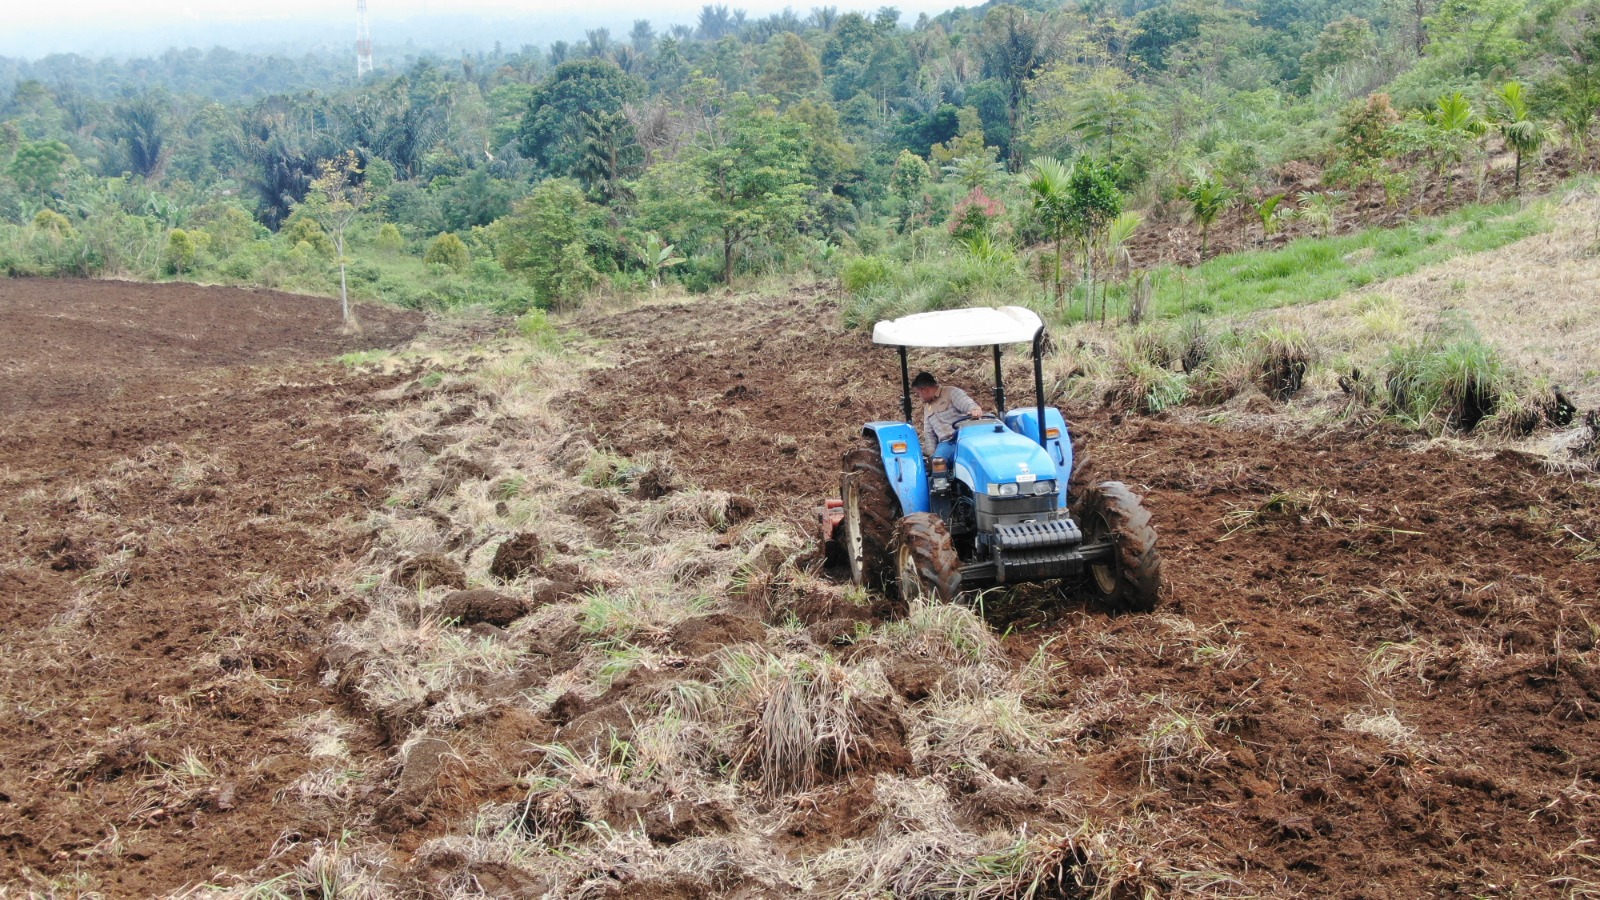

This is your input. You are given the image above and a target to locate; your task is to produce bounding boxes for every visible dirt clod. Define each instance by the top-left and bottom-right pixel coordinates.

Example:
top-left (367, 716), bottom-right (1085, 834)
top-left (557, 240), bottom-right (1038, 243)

top-left (668, 613), bottom-right (766, 657)
top-left (489, 532), bottom-right (543, 581)
top-left (439, 589), bottom-right (530, 627)
top-left (377, 736), bottom-right (452, 830)
top-left (393, 553), bottom-right (468, 591)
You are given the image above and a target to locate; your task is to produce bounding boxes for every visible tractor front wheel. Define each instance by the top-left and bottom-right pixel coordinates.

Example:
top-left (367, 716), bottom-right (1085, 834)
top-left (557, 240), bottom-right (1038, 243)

top-left (1076, 481), bottom-right (1162, 613)
top-left (890, 513), bottom-right (963, 603)
top-left (841, 445), bottom-right (898, 591)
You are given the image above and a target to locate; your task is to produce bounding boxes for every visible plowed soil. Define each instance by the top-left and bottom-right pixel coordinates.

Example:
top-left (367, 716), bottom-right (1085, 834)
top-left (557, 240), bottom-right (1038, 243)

top-left (0, 278), bottom-right (423, 415)
top-left (571, 288), bottom-right (1600, 897)
top-left (0, 280), bottom-right (422, 894)
top-left (5, 274), bottom-right (1597, 897)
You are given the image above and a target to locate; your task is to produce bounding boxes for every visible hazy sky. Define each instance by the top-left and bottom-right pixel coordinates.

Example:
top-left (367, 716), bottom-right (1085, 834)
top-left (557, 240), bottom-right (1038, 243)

top-left (3, 0), bottom-right (964, 58)
top-left (5, 0), bottom-right (958, 29)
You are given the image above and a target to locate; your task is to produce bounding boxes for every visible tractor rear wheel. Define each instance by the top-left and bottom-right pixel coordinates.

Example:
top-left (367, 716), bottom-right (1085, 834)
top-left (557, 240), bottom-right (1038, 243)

top-left (841, 445), bottom-right (899, 591)
top-left (1076, 481), bottom-right (1162, 613)
top-left (890, 513), bottom-right (962, 603)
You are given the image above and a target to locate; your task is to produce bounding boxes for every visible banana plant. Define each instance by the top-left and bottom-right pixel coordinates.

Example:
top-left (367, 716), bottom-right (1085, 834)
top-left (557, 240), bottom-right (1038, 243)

top-left (635, 232), bottom-right (686, 292)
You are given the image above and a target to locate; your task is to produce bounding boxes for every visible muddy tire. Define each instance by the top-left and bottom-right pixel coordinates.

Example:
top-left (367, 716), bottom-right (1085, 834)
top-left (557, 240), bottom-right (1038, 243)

top-left (1075, 481), bottom-right (1162, 613)
top-left (841, 445), bottom-right (899, 590)
top-left (890, 513), bottom-right (962, 603)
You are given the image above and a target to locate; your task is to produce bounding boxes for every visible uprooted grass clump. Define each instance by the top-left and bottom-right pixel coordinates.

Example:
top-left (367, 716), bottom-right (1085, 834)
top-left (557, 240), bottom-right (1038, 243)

top-left (1375, 327), bottom-right (1574, 436)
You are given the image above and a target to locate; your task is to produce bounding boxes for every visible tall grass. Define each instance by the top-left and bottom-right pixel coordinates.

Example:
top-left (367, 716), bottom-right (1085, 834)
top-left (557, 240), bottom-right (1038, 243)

top-left (1383, 334), bottom-right (1511, 432)
top-left (1148, 198), bottom-right (1547, 318)
top-left (841, 251), bottom-right (1043, 329)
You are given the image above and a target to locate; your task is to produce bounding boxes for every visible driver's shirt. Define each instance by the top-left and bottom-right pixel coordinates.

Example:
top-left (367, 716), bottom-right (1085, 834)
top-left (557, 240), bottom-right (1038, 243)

top-left (921, 385), bottom-right (980, 455)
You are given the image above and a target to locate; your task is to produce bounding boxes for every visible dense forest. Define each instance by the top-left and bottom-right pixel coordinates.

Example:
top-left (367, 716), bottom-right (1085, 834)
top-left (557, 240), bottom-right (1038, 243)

top-left (1, 0), bottom-right (1597, 317)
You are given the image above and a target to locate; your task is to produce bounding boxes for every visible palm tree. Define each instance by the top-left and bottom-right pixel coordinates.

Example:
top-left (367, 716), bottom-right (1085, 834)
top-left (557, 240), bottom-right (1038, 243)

top-left (1182, 169), bottom-right (1239, 258)
top-left (1255, 193), bottom-right (1286, 244)
top-left (1100, 211), bottom-right (1142, 324)
top-left (1028, 158), bottom-right (1073, 309)
top-left (1492, 82), bottom-right (1549, 194)
top-left (1293, 191), bottom-right (1345, 239)
top-left (1423, 92), bottom-right (1486, 198)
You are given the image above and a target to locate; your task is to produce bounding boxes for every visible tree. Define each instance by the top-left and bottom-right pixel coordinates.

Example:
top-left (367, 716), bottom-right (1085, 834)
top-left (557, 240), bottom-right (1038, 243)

top-left (165, 228), bottom-right (198, 275)
top-left (1098, 211), bottom-right (1141, 324)
top-left (1028, 157), bottom-right (1073, 307)
top-left (296, 151), bottom-right (370, 324)
top-left (630, 19), bottom-right (656, 54)
top-left (571, 110), bottom-right (644, 207)
top-left (516, 59), bottom-right (644, 177)
top-left (1298, 17), bottom-right (1378, 90)
top-left (7, 139), bottom-right (73, 196)
top-left (1492, 81), bottom-right (1549, 193)
top-left (1293, 191), bottom-right (1345, 238)
top-left (974, 5), bottom-right (1062, 166)
top-left (110, 92), bottom-right (171, 179)
top-left (1415, 92), bottom-right (1486, 196)
top-left (1336, 93), bottom-right (1401, 167)
top-left (758, 33), bottom-right (823, 104)
top-left (1254, 193), bottom-right (1287, 243)
top-left (888, 149), bottom-right (930, 232)
top-left (1061, 156), bottom-right (1122, 318)
top-left (1066, 69), bottom-right (1154, 174)
top-left (1181, 169), bottom-right (1239, 257)
top-left (1422, 0), bottom-right (1527, 81)
top-left (488, 178), bottom-right (619, 307)
top-left (637, 95), bottom-right (813, 283)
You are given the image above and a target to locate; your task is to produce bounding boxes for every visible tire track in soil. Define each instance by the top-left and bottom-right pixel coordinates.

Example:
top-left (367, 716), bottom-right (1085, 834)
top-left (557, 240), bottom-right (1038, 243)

top-left (569, 286), bottom-right (1600, 897)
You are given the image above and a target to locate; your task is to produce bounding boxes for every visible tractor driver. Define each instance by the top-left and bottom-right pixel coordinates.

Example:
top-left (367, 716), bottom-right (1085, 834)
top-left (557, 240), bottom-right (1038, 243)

top-left (912, 371), bottom-right (983, 462)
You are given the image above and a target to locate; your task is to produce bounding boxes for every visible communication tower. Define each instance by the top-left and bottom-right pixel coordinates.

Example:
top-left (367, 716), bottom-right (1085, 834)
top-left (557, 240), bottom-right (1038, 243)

top-left (356, 0), bottom-right (374, 77)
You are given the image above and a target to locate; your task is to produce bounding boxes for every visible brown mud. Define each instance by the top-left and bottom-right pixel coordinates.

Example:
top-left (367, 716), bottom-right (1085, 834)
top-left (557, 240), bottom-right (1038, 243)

top-left (571, 287), bottom-right (1600, 897)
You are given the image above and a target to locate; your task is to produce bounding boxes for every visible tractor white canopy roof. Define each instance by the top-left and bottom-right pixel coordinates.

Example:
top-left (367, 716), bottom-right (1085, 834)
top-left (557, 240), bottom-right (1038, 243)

top-left (871, 306), bottom-right (1044, 348)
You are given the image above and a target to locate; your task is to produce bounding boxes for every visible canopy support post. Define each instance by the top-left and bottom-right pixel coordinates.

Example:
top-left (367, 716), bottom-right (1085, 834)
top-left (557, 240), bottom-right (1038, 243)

top-left (992, 344), bottom-right (1006, 414)
top-left (899, 345), bottom-right (912, 423)
top-left (1033, 327), bottom-right (1047, 449)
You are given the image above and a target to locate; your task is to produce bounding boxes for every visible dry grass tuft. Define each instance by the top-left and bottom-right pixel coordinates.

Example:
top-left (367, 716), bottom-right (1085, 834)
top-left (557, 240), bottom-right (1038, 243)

top-left (717, 649), bottom-right (871, 794)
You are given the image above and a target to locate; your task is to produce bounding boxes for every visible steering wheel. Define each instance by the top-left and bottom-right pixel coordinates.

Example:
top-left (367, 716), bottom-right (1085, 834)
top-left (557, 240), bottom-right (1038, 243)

top-left (951, 412), bottom-right (997, 428)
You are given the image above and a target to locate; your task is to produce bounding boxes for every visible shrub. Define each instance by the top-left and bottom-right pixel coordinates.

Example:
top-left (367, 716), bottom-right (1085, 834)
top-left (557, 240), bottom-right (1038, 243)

top-left (33, 209), bottom-right (73, 236)
top-left (468, 257), bottom-right (508, 282)
top-left (423, 232), bottom-right (471, 271)
top-left (516, 309), bottom-right (561, 350)
top-left (948, 187), bottom-right (1006, 245)
top-left (165, 228), bottom-right (198, 275)
top-left (281, 217), bottom-right (335, 256)
top-left (374, 222), bottom-right (405, 254)
top-left (841, 255), bottom-right (890, 294)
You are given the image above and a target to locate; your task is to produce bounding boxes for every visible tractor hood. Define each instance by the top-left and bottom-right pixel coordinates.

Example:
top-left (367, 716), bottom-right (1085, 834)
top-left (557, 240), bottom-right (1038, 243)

top-left (952, 423), bottom-right (1060, 493)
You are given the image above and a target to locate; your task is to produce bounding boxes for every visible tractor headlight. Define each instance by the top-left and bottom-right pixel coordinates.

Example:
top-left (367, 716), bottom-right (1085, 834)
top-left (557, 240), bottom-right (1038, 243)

top-left (1033, 479), bottom-right (1056, 495)
top-left (997, 483), bottom-right (1019, 497)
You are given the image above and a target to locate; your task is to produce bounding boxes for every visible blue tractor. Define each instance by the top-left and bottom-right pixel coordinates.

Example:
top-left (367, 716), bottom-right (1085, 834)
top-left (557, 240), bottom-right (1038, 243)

top-left (820, 306), bottom-right (1162, 611)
